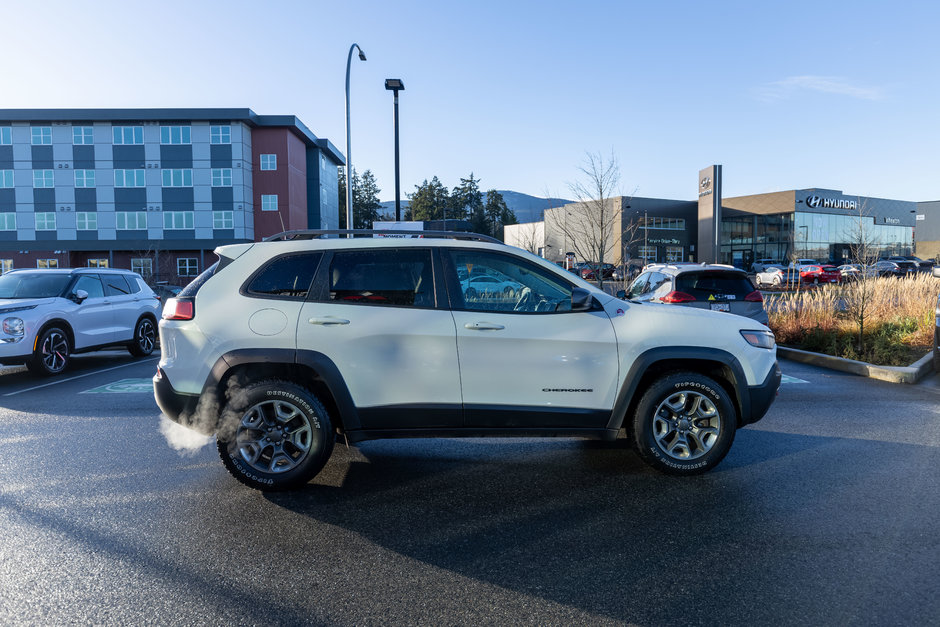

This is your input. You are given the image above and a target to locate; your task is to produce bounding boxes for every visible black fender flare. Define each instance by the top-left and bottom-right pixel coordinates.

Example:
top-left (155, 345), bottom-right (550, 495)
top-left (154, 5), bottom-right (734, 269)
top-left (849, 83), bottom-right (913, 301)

top-left (607, 346), bottom-right (750, 430)
top-left (202, 348), bottom-right (361, 430)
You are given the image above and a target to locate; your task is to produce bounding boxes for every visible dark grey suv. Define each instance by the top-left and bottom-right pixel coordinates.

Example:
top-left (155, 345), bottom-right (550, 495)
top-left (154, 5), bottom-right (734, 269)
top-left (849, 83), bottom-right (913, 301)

top-left (621, 263), bottom-right (768, 325)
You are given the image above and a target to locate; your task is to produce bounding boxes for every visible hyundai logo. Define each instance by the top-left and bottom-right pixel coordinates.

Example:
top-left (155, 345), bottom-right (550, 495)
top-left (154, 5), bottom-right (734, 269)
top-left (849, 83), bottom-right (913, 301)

top-left (701, 177), bottom-right (711, 189)
top-left (806, 195), bottom-right (821, 208)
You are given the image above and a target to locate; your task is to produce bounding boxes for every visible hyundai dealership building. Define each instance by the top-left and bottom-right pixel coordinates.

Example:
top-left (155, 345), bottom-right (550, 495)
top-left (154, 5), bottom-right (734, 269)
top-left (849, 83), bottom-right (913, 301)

top-left (508, 165), bottom-right (936, 268)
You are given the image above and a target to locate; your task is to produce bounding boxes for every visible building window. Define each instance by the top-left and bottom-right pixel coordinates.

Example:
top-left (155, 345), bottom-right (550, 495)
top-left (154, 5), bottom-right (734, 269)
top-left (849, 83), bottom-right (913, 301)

top-left (37, 259), bottom-right (59, 269)
top-left (72, 126), bottom-right (94, 145)
top-left (178, 258), bottom-right (198, 277)
top-left (639, 217), bottom-right (686, 231)
top-left (74, 169), bottom-right (96, 188)
top-left (163, 211), bottom-right (194, 230)
top-left (33, 170), bottom-right (55, 188)
top-left (0, 170), bottom-right (13, 188)
top-left (211, 168), bottom-right (232, 187)
top-left (213, 211), bottom-right (233, 229)
top-left (87, 259), bottom-right (109, 268)
top-left (35, 212), bottom-right (56, 231)
top-left (0, 214), bottom-right (15, 231)
top-left (638, 246), bottom-right (657, 263)
top-left (76, 212), bottom-right (97, 230)
top-left (210, 125), bottom-right (231, 144)
top-left (161, 169), bottom-right (193, 187)
top-left (0, 127), bottom-right (11, 145)
top-left (114, 169), bottom-right (146, 187)
top-left (160, 126), bottom-right (192, 145)
top-left (132, 258), bottom-right (152, 278)
top-left (116, 211), bottom-right (147, 230)
top-left (112, 126), bottom-right (144, 145)
top-left (260, 154), bottom-right (277, 171)
top-left (261, 195), bottom-right (278, 211)
top-left (31, 127), bottom-right (52, 145)
top-left (665, 246), bottom-right (684, 263)
top-left (0, 259), bottom-right (12, 273)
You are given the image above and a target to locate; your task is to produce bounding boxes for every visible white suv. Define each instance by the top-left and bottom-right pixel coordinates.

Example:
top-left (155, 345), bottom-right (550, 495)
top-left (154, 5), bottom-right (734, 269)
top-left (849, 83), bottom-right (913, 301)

top-left (155, 231), bottom-right (781, 491)
top-left (0, 268), bottom-right (160, 375)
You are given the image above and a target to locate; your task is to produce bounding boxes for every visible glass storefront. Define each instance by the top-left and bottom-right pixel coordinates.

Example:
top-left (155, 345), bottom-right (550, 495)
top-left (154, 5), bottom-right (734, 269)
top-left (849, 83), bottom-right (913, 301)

top-left (720, 211), bottom-right (912, 268)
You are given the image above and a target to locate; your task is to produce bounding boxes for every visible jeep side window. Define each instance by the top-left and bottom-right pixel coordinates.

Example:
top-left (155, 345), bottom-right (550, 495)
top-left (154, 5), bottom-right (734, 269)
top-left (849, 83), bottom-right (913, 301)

top-left (245, 253), bottom-right (322, 300)
top-left (447, 250), bottom-right (573, 313)
top-left (327, 249), bottom-right (434, 308)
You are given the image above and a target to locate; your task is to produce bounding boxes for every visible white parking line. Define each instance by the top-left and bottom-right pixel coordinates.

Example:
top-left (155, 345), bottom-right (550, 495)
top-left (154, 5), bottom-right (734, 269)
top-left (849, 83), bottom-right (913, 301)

top-left (2, 358), bottom-right (159, 397)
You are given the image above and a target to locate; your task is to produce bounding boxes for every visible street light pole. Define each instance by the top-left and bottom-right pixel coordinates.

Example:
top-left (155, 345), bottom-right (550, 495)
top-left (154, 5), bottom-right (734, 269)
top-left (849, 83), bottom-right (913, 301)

top-left (345, 43), bottom-right (366, 235)
top-left (384, 79), bottom-right (405, 222)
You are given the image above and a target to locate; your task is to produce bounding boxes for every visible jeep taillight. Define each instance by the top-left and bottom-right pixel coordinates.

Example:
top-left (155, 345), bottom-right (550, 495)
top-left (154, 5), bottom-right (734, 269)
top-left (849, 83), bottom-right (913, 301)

top-left (162, 298), bottom-right (194, 321)
top-left (745, 290), bottom-right (764, 302)
top-left (661, 291), bottom-right (696, 303)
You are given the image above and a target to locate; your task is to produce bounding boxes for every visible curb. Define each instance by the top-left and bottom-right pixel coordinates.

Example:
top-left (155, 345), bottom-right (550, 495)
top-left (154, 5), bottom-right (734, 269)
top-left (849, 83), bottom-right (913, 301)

top-left (778, 346), bottom-right (936, 384)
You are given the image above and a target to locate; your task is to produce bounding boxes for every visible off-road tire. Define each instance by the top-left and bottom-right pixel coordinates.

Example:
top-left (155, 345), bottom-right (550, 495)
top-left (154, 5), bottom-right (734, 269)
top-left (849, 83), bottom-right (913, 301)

top-left (217, 380), bottom-right (334, 491)
top-left (26, 326), bottom-right (71, 376)
top-left (128, 317), bottom-right (156, 357)
top-left (630, 371), bottom-right (736, 475)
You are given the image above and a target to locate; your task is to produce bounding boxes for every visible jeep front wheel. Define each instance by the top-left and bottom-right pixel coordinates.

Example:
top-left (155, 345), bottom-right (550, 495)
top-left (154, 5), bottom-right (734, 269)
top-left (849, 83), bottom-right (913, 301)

top-left (217, 380), bottom-right (334, 491)
top-left (630, 372), bottom-right (736, 475)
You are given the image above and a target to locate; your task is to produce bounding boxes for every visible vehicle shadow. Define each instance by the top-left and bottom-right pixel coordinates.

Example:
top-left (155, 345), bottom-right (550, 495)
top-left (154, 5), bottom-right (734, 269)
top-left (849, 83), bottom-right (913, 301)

top-left (258, 428), bottom-right (894, 623)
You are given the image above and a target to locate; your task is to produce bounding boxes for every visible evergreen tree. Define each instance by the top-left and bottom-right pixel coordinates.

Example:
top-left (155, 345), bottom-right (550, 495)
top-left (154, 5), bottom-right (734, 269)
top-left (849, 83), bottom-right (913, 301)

top-left (337, 168), bottom-right (382, 229)
top-left (408, 176), bottom-right (449, 221)
top-left (338, 167), bottom-right (347, 228)
top-left (484, 189), bottom-right (516, 240)
top-left (448, 173), bottom-right (483, 223)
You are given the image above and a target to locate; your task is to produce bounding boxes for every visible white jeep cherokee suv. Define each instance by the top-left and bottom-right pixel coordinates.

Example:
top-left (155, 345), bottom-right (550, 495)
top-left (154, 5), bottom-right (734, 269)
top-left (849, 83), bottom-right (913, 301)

top-left (155, 231), bottom-right (781, 491)
top-left (0, 268), bottom-right (160, 375)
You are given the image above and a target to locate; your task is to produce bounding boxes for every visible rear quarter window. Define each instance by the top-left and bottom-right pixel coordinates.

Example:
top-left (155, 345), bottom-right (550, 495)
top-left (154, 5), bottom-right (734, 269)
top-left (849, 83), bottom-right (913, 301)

top-left (243, 252), bottom-right (322, 300)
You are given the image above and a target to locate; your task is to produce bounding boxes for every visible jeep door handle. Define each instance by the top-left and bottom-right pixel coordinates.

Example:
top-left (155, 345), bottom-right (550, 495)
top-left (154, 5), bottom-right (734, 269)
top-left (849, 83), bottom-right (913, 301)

top-left (308, 317), bottom-right (350, 326)
top-left (464, 322), bottom-right (505, 331)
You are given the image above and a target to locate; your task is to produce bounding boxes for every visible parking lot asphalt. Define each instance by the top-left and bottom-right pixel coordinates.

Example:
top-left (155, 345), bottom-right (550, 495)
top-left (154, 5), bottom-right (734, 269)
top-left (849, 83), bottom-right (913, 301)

top-left (0, 356), bottom-right (938, 625)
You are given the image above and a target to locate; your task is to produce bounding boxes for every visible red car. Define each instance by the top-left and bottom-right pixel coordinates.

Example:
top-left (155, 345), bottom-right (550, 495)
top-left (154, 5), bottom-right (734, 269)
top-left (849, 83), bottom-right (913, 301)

top-left (800, 264), bottom-right (841, 285)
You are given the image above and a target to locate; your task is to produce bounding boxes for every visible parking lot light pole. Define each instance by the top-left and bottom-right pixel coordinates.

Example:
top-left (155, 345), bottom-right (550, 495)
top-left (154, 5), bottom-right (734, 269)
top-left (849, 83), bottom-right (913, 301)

top-left (345, 43), bottom-right (366, 235)
top-left (384, 78), bottom-right (405, 221)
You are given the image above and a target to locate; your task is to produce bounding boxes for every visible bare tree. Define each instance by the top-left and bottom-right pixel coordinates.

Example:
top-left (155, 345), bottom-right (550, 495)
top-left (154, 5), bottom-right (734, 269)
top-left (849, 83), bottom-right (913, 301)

top-left (559, 151), bottom-right (622, 289)
top-left (842, 200), bottom-right (881, 353)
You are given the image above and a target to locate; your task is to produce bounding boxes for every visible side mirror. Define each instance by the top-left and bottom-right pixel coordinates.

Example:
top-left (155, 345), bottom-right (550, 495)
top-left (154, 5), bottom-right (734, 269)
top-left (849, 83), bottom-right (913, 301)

top-left (571, 287), bottom-right (594, 312)
top-left (72, 289), bottom-right (89, 304)
top-left (616, 289), bottom-right (627, 300)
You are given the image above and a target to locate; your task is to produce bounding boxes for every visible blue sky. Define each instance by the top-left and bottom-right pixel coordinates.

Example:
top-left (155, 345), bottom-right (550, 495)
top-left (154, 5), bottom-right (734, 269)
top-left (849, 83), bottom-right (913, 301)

top-left (3, 0), bottom-right (938, 204)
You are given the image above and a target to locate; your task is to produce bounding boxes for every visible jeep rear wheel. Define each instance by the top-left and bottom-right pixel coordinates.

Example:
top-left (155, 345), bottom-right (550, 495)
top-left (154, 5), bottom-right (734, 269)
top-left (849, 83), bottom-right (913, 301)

top-left (630, 372), bottom-right (736, 475)
top-left (26, 326), bottom-right (71, 376)
top-left (217, 380), bottom-right (334, 491)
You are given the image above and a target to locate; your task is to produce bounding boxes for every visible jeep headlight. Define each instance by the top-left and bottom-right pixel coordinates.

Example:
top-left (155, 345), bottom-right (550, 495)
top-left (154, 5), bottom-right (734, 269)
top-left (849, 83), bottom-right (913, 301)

top-left (3, 317), bottom-right (24, 336)
top-left (740, 329), bottom-right (775, 350)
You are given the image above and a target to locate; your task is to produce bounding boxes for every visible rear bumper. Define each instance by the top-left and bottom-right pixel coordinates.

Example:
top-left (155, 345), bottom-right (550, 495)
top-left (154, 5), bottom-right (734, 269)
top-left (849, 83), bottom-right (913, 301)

top-left (153, 368), bottom-right (212, 434)
top-left (743, 361), bottom-right (781, 426)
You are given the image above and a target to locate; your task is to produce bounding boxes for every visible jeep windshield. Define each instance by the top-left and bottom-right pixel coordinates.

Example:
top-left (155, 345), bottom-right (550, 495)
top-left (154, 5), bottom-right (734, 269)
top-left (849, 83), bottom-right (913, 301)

top-left (0, 273), bottom-right (72, 299)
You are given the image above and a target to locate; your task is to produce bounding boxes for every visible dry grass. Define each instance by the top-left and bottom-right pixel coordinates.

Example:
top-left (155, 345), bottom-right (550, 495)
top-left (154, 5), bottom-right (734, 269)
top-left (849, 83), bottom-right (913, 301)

top-left (767, 274), bottom-right (937, 365)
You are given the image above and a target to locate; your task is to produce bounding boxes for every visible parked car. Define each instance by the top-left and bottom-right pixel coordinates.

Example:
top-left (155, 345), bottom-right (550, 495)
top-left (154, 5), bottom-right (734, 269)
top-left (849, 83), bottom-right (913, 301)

top-left (620, 263), bottom-right (768, 324)
top-left (837, 264), bottom-right (862, 282)
top-left (151, 283), bottom-right (183, 303)
top-left (870, 260), bottom-right (908, 278)
top-left (800, 265), bottom-right (841, 285)
top-left (155, 231), bottom-right (780, 490)
top-left (933, 266), bottom-right (940, 372)
top-left (789, 258), bottom-right (818, 269)
top-left (887, 255), bottom-right (935, 273)
top-left (750, 259), bottom-right (778, 273)
top-left (755, 266), bottom-right (800, 289)
top-left (0, 268), bottom-right (160, 375)
top-left (460, 274), bottom-right (523, 299)
top-left (579, 262), bottom-right (615, 281)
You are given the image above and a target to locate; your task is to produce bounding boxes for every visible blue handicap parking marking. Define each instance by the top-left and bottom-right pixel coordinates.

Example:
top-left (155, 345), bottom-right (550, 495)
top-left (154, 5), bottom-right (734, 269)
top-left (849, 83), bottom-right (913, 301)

top-left (781, 374), bottom-right (808, 384)
top-left (81, 378), bottom-right (154, 394)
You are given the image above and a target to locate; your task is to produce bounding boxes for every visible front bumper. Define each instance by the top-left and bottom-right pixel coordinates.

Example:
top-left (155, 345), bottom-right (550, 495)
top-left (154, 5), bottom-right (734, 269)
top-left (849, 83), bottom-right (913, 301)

top-left (742, 361), bottom-right (782, 426)
top-left (153, 368), bottom-right (212, 434)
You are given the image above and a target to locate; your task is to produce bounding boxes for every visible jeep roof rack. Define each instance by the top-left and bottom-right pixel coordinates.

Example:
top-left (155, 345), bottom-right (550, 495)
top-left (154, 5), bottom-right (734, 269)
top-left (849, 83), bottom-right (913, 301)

top-left (263, 229), bottom-right (503, 244)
